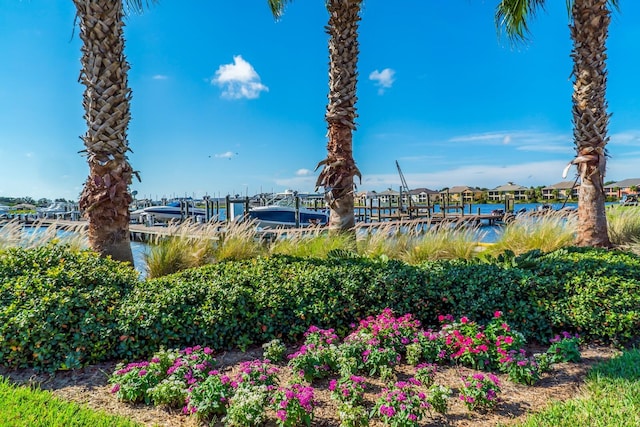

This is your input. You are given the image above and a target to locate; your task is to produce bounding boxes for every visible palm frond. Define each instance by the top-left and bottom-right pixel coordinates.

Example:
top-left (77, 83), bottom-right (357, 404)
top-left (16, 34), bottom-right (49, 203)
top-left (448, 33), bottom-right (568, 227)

top-left (123, 0), bottom-right (158, 15)
top-left (495, 0), bottom-right (547, 42)
top-left (268, 0), bottom-right (295, 19)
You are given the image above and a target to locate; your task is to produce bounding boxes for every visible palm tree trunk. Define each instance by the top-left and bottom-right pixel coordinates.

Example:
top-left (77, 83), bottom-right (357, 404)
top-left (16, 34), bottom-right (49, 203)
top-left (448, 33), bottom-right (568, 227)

top-left (316, 0), bottom-right (362, 232)
top-left (570, 0), bottom-right (612, 247)
top-left (74, 0), bottom-right (135, 263)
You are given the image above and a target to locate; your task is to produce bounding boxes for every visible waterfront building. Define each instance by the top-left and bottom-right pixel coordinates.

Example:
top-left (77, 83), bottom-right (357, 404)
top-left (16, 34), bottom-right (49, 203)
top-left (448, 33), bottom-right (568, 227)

top-left (442, 186), bottom-right (484, 203)
top-left (604, 178), bottom-right (640, 199)
top-left (542, 181), bottom-right (579, 200)
top-left (488, 182), bottom-right (529, 201)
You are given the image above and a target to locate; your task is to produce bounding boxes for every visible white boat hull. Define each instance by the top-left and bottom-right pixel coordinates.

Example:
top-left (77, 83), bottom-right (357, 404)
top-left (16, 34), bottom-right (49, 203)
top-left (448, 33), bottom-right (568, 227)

top-left (130, 205), bottom-right (206, 222)
top-left (248, 205), bottom-right (328, 228)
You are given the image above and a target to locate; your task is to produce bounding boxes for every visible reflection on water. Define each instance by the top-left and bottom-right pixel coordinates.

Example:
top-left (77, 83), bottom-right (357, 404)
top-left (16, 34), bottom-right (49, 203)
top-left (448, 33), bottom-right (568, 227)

top-left (131, 241), bottom-right (148, 278)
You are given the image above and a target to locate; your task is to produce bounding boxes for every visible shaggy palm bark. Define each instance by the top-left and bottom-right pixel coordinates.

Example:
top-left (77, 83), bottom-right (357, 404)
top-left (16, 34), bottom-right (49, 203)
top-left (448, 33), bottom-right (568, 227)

top-left (315, 0), bottom-right (362, 232)
top-left (74, 0), bottom-right (135, 263)
top-left (570, 0), bottom-right (612, 247)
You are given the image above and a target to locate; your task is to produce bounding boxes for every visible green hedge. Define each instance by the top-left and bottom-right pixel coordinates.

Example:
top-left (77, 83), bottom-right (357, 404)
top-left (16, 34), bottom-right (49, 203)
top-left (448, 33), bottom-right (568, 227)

top-left (0, 244), bottom-right (139, 371)
top-left (517, 247), bottom-right (640, 344)
top-left (1, 245), bottom-right (639, 370)
top-left (115, 255), bottom-right (554, 360)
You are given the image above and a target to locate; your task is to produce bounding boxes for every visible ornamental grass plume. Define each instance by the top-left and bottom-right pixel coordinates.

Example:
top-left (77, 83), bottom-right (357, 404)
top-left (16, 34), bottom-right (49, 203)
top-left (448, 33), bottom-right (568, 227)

top-left (486, 213), bottom-right (576, 256)
top-left (606, 206), bottom-right (640, 246)
top-left (269, 228), bottom-right (355, 258)
top-left (213, 217), bottom-right (266, 262)
top-left (356, 222), bottom-right (414, 260)
top-left (402, 224), bottom-right (485, 263)
top-left (144, 219), bottom-right (218, 278)
top-left (0, 219), bottom-right (23, 250)
top-left (0, 219), bottom-right (88, 251)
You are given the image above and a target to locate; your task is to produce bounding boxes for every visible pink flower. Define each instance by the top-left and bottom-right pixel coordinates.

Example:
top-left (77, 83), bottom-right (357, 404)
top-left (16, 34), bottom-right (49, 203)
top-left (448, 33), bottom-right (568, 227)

top-left (379, 405), bottom-right (396, 417)
top-left (110, 384), bottom-right (120, 393)
top-left (460, 316), bottom-right (469, 324)
top-left (494, 310), bottom-right (502, 319)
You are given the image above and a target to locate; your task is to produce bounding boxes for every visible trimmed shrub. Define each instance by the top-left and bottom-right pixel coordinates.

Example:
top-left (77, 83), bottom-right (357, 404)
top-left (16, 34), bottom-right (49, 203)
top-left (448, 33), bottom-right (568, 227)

top-left (517, 247), bottom-right (640, 344)
top-left (0, 244), bottom-right (139, 371)
top-left (2, 244), bottom-right (639, 370)
top-left (116, 255), bottom-right (556, 360)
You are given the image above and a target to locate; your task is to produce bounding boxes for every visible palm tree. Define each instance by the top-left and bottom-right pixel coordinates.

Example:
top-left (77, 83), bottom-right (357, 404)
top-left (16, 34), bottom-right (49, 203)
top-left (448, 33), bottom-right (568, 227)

top-left (496, 0), bottom-right (617, 247)
top-left (73, 0), bottom-right (154, 263)
top-left (269, 0), bottom-right (362, 232)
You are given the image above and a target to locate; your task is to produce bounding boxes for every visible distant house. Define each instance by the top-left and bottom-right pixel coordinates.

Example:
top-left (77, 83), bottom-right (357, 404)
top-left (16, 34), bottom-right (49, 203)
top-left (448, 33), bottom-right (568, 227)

top-left (407, 188), bottom-right (440, 204)
top-left (355, 191), bottom-right (374, 205)
top-left (542, 181), bottom-right (579, 200)
top-left (604, 178), bottom-right (640, 198)
top-left (488, 182), bottom-right (529, 201)
top-left (441, 186), bottom-right (483, 203)
top-left (377, 189), bottom-right (400, 205)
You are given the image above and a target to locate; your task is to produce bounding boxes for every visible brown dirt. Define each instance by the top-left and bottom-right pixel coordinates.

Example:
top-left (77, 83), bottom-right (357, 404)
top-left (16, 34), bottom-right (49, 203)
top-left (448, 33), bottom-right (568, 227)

top-left (0, 344), bottom-right (621, 427)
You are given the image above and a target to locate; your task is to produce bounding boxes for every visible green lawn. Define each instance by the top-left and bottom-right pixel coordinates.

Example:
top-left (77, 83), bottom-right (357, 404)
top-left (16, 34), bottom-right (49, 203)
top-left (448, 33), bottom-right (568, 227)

top-left (0, 376), bottom-right (144, 427)
top-left (511, 348), bottom-right (640, 427)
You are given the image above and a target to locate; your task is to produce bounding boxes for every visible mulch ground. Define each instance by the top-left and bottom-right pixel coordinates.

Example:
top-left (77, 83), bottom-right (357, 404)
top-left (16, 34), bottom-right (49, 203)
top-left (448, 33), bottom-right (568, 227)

top-left (0, 344), bottom-right (621, 427)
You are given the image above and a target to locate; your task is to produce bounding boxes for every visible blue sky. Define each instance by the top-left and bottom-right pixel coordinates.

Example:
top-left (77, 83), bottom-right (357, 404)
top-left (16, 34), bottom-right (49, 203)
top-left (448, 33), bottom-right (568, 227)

top-left (1, 1), bottom-right (639, 201)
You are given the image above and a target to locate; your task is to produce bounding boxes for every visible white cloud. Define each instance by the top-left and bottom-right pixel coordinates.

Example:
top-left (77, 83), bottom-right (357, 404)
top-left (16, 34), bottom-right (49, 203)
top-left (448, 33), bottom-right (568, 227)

top-left (450, 132), bottom-right (515, 143)
top-left (214, 151), bottom-right (235, 159)
top-left (296, 168), bottom-right (312, 176)
top-left (610, 130), bottom-right (640, 146)
top-left (152, 74), bottom-right (168, 80)
top-left (369, 68), bottom-right (395, 94)
top-left (450, 130), bottom-right (571, 148)
top-left (516, 144), bottom-right (573, 154)
top-left (212, 55), bottom-right (268, 100)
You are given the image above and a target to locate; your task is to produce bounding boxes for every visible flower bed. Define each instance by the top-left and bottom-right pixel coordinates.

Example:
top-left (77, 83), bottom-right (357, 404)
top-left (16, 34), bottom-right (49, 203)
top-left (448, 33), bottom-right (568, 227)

top-left (109, 309), bottom-right (583, 426)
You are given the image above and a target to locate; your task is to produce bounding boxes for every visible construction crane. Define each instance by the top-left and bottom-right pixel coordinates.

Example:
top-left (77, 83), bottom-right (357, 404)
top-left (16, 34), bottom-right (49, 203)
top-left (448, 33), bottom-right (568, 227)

top-left (395, 160), bottom-right (412, 217)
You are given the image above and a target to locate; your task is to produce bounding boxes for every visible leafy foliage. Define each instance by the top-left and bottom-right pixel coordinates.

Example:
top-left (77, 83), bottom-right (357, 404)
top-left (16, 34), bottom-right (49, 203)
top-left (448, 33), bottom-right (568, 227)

top-left (1, 245), bottom-right (639, 370)
top-left (0, 244), bottom-right (139, 371)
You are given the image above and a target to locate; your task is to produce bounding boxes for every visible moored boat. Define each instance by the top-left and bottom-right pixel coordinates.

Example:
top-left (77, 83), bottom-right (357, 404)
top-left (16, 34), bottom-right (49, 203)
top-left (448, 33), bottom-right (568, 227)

top-left (242, 190), bottom-right (329, 228)
top-left (130, 201), bottom-right (206, 222)
top-left (620, 194), bottom-right (639, 206)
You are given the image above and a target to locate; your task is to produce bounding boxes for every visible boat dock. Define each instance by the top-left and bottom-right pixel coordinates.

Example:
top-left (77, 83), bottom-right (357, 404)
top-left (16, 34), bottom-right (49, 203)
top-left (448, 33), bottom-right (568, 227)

top-left (2, 209), bottom-right (504, 244)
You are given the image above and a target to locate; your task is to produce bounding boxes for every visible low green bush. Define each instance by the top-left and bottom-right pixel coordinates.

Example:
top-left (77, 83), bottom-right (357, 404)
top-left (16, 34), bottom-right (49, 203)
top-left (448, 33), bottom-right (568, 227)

top-left (0, 244), bottom-right (140, 371)
top-left (516, 247), bottom-right (640, 344)
top-left (116, 255), bottom-right (553, 360)
top-left (2, 244), bottom-right (639, 371)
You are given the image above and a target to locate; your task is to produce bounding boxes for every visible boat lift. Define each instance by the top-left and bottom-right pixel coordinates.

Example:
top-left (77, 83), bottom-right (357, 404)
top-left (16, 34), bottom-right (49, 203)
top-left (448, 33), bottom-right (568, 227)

top-left (395, 160), bottom-right (413, 218)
